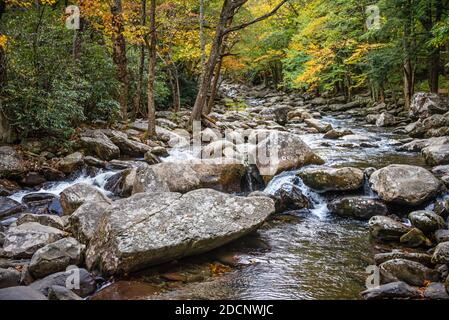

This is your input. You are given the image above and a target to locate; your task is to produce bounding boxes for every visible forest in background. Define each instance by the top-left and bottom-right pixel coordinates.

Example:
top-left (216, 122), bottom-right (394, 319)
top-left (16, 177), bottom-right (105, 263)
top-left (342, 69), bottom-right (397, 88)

top-left (0, 0), bottom-right (448, 145)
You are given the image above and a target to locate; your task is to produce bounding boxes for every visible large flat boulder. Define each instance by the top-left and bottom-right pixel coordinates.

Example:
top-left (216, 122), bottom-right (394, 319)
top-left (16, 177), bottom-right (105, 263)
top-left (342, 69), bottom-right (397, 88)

top-left (69, 201), bottom-right (111, 244)
top-left (86, 189), bottom-right (275, 276)
top-left (369, 165), bottom-right (441, 206)
top-left (150, 159), bottom-right (247, 193)
top-left (298, 167), bottom-right (364, 192)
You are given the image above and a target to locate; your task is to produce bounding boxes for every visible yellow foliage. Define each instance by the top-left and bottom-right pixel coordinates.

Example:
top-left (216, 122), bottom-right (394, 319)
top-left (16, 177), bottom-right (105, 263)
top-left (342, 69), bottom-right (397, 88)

top-left (0, 35), bottom-right (7, 50)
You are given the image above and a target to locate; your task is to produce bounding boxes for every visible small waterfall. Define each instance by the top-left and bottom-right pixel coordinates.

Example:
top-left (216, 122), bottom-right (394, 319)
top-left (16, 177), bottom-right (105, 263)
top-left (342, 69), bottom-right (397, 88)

top-left (9, 169), bottom-right (118, 203)
top-left (264, 171), bottom-right (329, 219)
top-left (243, 165), bottom-right (265, 193)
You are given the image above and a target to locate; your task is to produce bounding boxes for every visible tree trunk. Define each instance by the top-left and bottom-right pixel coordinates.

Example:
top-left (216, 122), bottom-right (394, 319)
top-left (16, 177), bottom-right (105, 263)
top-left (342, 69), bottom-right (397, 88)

top-left (72, 18), bottom-right (83, 61)
top-left (403, 0), bottom-right (414, 109)
top-left (428, 0), bottom-right (443, 93)
top-left (190, 1), bottom-right (231, 125)
top-left (205, 56), bottom-right (223, 115)
top-left (134, 0), bottom-right (146, 120)
top-left (199, 0), bottom-right (206, 70)
top-left (147, 0), bottom-right (157, 137)
top-left (110, 0), bottom-right (129, 122)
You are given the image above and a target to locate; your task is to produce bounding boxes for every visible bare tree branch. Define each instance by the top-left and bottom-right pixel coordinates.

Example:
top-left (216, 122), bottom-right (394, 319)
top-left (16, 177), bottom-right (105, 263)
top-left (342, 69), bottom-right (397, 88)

top-left (224, 0), bottom-right (288, 35)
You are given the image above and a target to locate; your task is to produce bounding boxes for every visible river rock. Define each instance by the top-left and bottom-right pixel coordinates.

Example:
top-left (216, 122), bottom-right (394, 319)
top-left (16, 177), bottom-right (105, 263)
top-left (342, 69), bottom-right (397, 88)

top-left (0, 179), bottom-right (19, 196)
top-left (423, 144), bottom-right (449, 166)
top-left (80, 130), bottom-right (120, 161)
top-left (86, 189), bottom-right (275, 276)
top-left (369, 165), bottom-right (441, 206)
top-left (272, 184), bottom-right (310, 213)
top-left (29, 237), bottom-right (85, 279)
top-left (399, 137), bottom-right (449, 152)
top-left (0, 146), bottom-right (24, 177)
top-left (60, 183), bottom-right (111, 215)
top-left (199, 140), bottom-right (241, 160)
top-left (368, 216), bottom-right (411, 241)
top-left (432, 241), bottom-right (449, 264)
top-left (361, 281), bottom-right (422, 300)
top-left (434, 230), bottom-right (449, 243)
top-left (0, 197), bottom-right (25, 220)
top-left (379, 259), bottom-right (439, 286)
top-left (22, 193), bottom-right (60, 215)
top-left (57, 152), bottom-right (84, 174)
top-left (29, 268), bottom-right (96, 297)
top-left (69, 201), bottom-right (111, 244)
top-left (131, 165), bottom-right (170, 195)
top-left (149, 160), bottom-right (246, 193)
top-left (408, 210), bottom-right (447, 234)
top-left (254, 131), bottom-right (324, 177)
top-left (298, 167), bottom-right (364, 192)
top-left (0, 286), bottom-right (47, 300)
top-left (400, 228), bottom-right (432, 248)
top-left (17, 213), bottom-right (65, 230)
top-left (328, 197), bottom-right (388, 220)
top-left (410, 92), bottom-right (449, 119)
top-left (304, 118), bottom-right (332, 133)
top-left (0, 268), bottom-right (21, 289)
top-left (374, 251), bottom-right (433, 266)
top-left (105, 130), bottom-right (151, 157)
top-left (376, 112), bottom-right (396, 127)
top-left (2, 223), bottom-right (67, 259)
top-left (323, 129), bottom-right (353, 139)
top-left (48, 285), bottom-right (83, 300)
top-left (423, 282), bottom-right (449, 300)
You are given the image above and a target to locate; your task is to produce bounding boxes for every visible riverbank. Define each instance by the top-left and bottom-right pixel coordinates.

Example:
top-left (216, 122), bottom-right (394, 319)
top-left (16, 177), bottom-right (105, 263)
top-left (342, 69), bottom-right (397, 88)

top-left (1, 83), bottom-right (449, 300)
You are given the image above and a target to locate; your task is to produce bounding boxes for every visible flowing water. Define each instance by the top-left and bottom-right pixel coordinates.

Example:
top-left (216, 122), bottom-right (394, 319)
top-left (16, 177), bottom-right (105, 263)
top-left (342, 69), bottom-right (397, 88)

top-left (4, 90), bottom-right (429, 300)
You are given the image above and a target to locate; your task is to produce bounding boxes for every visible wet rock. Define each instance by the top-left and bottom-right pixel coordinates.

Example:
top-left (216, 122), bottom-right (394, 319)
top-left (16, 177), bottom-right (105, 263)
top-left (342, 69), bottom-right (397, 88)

top-left (369, 165), bottom-right (441, 206)
top-left (3, 223), bottom-right (67, 259)
top-left (80, 130), bottom-right (120, 161)
top-left (22, 193), bottom-right (59, 215)
top-left (298, 167), bottom-right (364, 192)
top-left (400, 228), bottom-right (432, 248)
top-left (69, 201), bottom-right (111, 244)
top-left (272, 184), bottom-right (310, 212)
top-left (374, 251), bottom-right (433, 267)
top-left (432, 241), bottom-right (449, 264)
top-left (323, 129), bottom-right (353, 139)
top-left (86, 189), bottom-right (275, 276)
top-left (150, 146), bottom-right (168, 157)
top-left (304, 118), bottom-right (332, 133)
top-left (0, 268), bottom-right (21, 289)
top-left (379, 259), bottom-right (439, 286)
top-left (17, 213), bottom-right (64, 230)
top-left (29, 237), bottom-right (85, 279)
top-left (0, 197), bottom-right (25, 220)
top-left (329, 197), bottom-right (388, 220)
top-left (29, 268), bottom-right (96, 297)
top-left (361, 281), bottom-right (422, 300)
top-left (199, 140), bottom-right (241, 160)
top-left (105, 130), bottom-right (151, 157)
top-left (0, 286), bottom-right (47, 300)
top-left (410, 92), bottom-right (449, 120)
top-left (434, 230), bottom-right (449, 243)
top-left (423, 282), bottom-right (449, 300)
top-left (48, 285), bottom-right (83, 300)
top-left (0, 146), bottom-right (24, 177)
top-left (368, 216), bottom-right (411, 241)
top-left (408, 210), bottom-right (447, 234)
top-left (432, 198), bottom-right (449, 218)
top-left (57, 152), bottom-right (84, 174)
top-left (423, 144), bottom-right (449, 166)
top-left (60, 183), bottom-right (111, 215)
top-left (376, 112), bottom-right (396, 127)
top-left (254, 131), bottom-right (324, 177)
